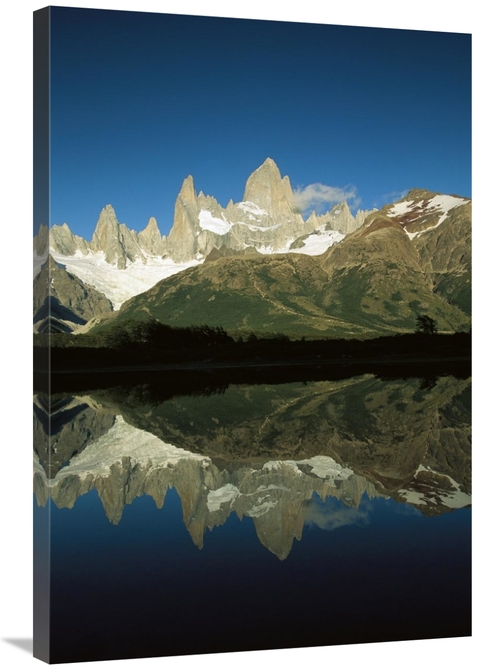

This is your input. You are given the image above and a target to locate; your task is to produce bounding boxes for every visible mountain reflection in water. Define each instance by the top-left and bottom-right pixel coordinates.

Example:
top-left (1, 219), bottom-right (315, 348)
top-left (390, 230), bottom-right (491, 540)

top-left (34, 373), bottom-right (471, 560)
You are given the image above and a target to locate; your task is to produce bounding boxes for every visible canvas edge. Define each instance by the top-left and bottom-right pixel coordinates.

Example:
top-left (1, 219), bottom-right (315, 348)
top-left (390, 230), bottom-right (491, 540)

top-left (33, 5), bottom-right (51, 664)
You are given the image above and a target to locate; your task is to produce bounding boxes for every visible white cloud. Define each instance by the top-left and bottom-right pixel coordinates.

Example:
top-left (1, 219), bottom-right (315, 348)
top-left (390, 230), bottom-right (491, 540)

top-left (293, 183), bottom-right (359, 215)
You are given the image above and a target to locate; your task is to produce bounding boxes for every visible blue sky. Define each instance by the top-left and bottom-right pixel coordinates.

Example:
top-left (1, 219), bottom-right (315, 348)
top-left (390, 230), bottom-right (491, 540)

top-left (48, 6), bottom-right (471, 239)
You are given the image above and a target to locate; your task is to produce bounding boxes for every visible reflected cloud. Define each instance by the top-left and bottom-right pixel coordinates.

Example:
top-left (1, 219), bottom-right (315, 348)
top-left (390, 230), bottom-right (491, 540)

top-left (304, 496), bottom-right (371, 531)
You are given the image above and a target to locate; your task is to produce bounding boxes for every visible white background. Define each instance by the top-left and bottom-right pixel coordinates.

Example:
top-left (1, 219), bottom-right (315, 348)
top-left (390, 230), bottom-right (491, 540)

top-left (0, 1), bottom-right (496, 669)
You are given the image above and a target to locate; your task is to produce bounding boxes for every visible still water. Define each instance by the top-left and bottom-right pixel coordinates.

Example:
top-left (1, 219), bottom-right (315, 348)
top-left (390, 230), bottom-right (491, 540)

top-left (34, 373), bottom-right (471, 663)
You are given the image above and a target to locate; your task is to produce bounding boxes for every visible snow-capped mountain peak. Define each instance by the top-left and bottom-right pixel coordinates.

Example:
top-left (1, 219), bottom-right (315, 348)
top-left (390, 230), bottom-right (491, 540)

top-left (386, 190), bottom-right (470, 240)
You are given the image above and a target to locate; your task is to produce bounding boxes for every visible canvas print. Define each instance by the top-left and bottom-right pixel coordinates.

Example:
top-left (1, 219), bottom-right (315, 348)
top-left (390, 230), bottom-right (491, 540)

top-left (33, 6), bottom-right (471, 664)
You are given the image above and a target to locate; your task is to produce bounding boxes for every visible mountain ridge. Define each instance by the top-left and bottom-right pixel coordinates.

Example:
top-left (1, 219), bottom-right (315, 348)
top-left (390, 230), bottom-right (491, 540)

top-left (34, 159), bottom-right (471, 337)
top-left (108, 187), bottom-right (471, 338)
top-left (33, 254), bottom-right (113, 333)
top-left (45, 157), bottom-right (371, 270)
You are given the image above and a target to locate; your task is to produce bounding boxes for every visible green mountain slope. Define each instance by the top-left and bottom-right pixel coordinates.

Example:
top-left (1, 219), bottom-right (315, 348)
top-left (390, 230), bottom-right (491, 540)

top-left (87, 189), bottom-right (471, 339)
top-left (318, 213), bottom-right (470, 334)
top-left (413, 202), bottom-right (471, 314)
top-left (112, 253), bottom-right (371, 337)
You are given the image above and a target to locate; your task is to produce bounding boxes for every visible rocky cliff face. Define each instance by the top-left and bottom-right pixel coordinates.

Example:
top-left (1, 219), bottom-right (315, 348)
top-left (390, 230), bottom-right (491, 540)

top-left (243, 158), bottom-right (295, 214)
top-left (50, 205), bottom-right (169, 269)
top-left (33, 254), bottom-right (113, 332)
top-left (50, 222), bottom-right (90, 257)
top-left (137, 217), bottom-right (164, 256)
top-left (164, 176), bottom-right (200, 261)
top-left (89, 205), bottom-right (165, 268)
top-left (165, 158), bottom-right (341, 262)
top-left (306, 201), bottom-right (375, 236)
top-left (33, 223), bottom-right (49, 258)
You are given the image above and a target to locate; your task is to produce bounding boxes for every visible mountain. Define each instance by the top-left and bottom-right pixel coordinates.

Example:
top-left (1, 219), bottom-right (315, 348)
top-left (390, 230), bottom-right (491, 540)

top-left (33, 393), bottom-right (116, 479)
top-left (317, 191), bottom-right (472, 334)
top-left (98, 374), bottom-right (471, 502)
top-left (50, 206), bottom-right (169, 268)
top-left (33, 254), bottom-right (113, 333)
top-left (112, 252), bottom-right (352, 336)
top-left (39, 158), bottom-right (367, 308)
top-left (33, 414), bottom-right (381, 560)
top-left (407, 194), bottom-right (472, 314)
top-left (35, 161), bottom-right (471, 337)
top-left (305, 200), bottom-right (376, 236)
top-left (50, 222), bottom-right (90, 257)
top-left (109, 187), bottom-right (471, 338)
top-left (165, 158), bottom-right (377, 261)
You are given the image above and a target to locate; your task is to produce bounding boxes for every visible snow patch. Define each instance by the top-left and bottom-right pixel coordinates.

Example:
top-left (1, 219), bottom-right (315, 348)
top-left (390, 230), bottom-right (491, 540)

top-left (387, 194), bottom-right (469, 240)
top-left (428, 194), bottom-right (469, 218)
top-left (255, 226), bottom-right (344, 257)
top-left (49, 416), bottom-right (207, 484)
top-left (236, 221), bottom-right (281, 232)
top-left (206, 484), bottom-right (240, 512)
top-left (50, 250), bottom-right (202, 309)
top-left (297, 455), bottom-right (353, 480)
top-left (399, 489), bottom-right (428, 505)
top-left (257, 243), bottom-right (291, 255)
top-left (251, 484), bottom-right (290, 494)
top-left (198, 210), bottom-right (233, 235)
top-left (263, 460), bottom-right (303, 474)
top-left (439, 488), bottom-right (472, 509)
top-left (399, 464), bottom-right (471, 509)
top-left (405, 230), bottom-right (421, 241)
top-left (288, 229), bottom-right (345, 256)
top-left (247, 499), bottom-right (278, 518)
top-left (206, 482), bottom-right (289, 516)
top-left (387, 201), bottom-right (417, 217)
top-left (236, 201), bottom-right (268, 217)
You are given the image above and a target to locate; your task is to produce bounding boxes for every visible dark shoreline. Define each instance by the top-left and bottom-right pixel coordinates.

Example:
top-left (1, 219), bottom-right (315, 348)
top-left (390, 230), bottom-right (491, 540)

top-left (35, 355), bottom-right (471, 395)
top-left (34, 330), bottom-right (471, 393)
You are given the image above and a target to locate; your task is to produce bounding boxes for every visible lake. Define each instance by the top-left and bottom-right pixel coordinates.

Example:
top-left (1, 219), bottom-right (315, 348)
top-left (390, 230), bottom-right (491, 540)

top-left (33, 371), bottom-right (471, 663)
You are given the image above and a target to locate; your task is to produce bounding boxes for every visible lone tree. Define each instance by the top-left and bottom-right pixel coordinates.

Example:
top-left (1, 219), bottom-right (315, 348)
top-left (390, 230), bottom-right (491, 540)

top-left (415, 315), bottom-right (438, 335)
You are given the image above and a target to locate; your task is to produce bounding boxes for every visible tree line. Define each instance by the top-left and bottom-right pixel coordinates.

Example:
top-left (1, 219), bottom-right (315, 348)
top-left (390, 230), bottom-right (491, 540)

top-left (33, 315), bottom-right (471, 374)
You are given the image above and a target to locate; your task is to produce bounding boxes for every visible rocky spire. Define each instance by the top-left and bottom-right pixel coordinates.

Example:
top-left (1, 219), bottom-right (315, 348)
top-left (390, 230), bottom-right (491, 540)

top-left (137, 217), bottom-right (164, 256)
top-left (178, 175), bottom-right (198, 206)
top-left (49, 222), bottom-right (90, 257)
top-left (165, 176), bottom-right (200, 262)
top-left (242, 158), bottom-right (299, 221)
top-left (90, 205), bottom-right (125, 266)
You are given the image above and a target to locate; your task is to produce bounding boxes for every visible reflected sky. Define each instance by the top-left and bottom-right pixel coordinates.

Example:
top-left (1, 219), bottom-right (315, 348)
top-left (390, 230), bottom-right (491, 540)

top-left (39, 485), bottom-right (471, 663)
